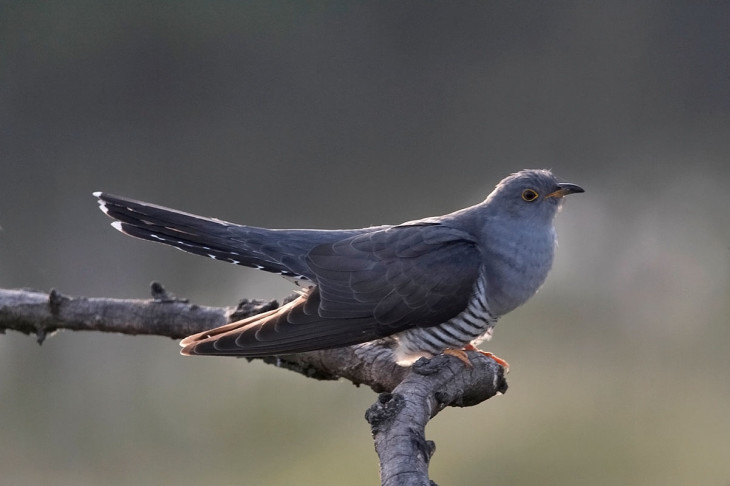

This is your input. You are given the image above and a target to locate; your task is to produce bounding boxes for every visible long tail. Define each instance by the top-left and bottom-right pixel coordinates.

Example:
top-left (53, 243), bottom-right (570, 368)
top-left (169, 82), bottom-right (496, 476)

top-left (94, 192), bottom-right (385, 282)
top-left (95, 192), bottom-right (318, 279)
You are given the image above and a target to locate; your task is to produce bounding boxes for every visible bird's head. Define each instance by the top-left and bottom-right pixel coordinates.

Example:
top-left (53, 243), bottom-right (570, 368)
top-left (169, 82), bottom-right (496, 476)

top-left (485, 169), bottom-right (584, 223)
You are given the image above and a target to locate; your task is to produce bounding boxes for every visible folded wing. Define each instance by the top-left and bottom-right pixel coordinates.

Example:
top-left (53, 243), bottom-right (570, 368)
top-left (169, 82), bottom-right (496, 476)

top-left (181, 223), bottom-right (481, 356)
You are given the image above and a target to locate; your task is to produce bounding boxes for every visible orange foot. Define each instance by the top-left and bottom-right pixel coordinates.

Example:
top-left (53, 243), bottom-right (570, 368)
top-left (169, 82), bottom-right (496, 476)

top-left (459, 344), bottom-right (510, 374)
top-left (443, 348), bottom-right (474, 367)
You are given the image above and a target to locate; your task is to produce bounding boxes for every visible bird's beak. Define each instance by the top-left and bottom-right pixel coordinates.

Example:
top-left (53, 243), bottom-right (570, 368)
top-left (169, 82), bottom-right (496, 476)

top-left (545, 182), bottom-right (585, 199)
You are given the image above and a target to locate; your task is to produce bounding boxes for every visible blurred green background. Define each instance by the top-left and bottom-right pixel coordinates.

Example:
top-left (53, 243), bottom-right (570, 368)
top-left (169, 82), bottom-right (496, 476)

top-left (2, 2), bottom-right (729, 485)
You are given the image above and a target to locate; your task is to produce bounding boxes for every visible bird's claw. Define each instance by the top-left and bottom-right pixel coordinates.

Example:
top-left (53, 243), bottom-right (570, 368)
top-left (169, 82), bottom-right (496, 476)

top-left (444, 344), bottom-right (510, 374)
top-left (442, 348), bottom-right (474, 367)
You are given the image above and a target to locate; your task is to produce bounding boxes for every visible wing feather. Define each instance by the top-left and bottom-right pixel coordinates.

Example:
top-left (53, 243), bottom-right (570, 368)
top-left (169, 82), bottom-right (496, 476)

top-left (182, 224), bottom-right (482, 356)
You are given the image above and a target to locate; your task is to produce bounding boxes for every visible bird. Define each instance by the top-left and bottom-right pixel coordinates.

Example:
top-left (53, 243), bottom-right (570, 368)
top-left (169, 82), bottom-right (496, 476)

top-left (94, 169), bottom-right (583, 367)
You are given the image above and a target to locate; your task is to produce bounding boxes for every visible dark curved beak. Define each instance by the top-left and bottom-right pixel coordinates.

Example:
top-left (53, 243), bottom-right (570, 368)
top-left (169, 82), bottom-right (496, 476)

top-left (545, 182), bottom-right (584, 199)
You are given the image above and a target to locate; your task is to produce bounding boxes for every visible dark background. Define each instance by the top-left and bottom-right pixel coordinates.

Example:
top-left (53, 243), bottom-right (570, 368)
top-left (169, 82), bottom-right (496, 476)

top-left (2, 2), bottom-right (729, 484)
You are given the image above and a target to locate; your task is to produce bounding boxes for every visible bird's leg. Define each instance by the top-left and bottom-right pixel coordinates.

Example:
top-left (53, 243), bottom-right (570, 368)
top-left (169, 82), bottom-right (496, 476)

top-left (463, 343), bottom-right (510, 373)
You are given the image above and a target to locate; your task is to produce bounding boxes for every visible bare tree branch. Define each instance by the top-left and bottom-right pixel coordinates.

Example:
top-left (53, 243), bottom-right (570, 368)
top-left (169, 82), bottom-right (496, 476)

top-left (0, 284), bottom-right (507, 485)
top-left (0, 285), bottom-right (232, 342)
top-left (366, 353), bottom-right (507, 486)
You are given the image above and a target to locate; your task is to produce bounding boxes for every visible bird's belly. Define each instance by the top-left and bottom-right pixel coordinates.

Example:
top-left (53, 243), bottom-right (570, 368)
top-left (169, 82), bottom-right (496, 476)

top-left (391, 273), bottom-right (498, 365)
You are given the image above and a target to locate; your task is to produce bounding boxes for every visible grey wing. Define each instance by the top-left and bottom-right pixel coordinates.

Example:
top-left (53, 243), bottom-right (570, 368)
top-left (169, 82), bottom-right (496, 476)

top-left (95, 192), bottom-right (380, 280)
top-left (181, 223), bottom-right (482, 356)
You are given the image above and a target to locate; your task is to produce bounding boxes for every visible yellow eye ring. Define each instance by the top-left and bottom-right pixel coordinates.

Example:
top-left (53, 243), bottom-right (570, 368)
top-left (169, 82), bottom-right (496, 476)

top-left (521, 189), bottom-right (539, 202)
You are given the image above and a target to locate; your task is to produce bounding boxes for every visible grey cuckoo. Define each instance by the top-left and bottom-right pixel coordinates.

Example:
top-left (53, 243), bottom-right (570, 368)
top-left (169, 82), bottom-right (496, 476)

top-left (94, 169), bottom-right (582, 367)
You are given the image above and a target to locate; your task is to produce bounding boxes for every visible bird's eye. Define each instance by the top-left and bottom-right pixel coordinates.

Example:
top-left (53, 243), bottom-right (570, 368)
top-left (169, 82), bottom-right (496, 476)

top-left (521, 189), bottom-right (539, 202)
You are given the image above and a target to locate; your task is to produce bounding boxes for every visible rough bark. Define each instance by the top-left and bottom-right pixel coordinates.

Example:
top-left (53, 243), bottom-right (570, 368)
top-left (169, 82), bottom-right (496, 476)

top-left (366, 354), bottom-right (507, 486)
top-left (0, 284), bottom-right (508, 484)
